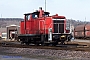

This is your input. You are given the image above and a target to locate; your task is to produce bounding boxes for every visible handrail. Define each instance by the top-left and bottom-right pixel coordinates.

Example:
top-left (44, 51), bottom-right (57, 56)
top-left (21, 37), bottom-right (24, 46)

top-left (39, 20), bottom-right (45, 33)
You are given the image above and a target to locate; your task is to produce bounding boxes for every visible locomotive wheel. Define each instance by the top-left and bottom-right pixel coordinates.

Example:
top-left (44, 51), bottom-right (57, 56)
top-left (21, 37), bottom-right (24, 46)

top-left (21, 41), bottom-right (24, 44)
top-left (41, 35), bottom-right (45, 46)
top-left (35, 43), bottom-right (39, 46)
top-left (60, 40), bottom-right (65, 45)
top-left (21, 41), bottom-right (25, 45)
top-left (53, 42), bottom-right (58, 46)
top-left (41, 43), bottom-right (46, 46)
top-left (25, 42), bottom-right (29, 45)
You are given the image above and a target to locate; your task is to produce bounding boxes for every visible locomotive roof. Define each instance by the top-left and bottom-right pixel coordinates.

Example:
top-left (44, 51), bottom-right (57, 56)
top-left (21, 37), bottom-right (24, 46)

top-left (24, 11), bottom-right (50, 15)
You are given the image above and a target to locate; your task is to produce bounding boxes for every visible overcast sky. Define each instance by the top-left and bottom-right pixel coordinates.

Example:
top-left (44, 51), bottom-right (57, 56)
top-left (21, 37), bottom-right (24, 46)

top-left (0, 0), bottom-right (90, 21)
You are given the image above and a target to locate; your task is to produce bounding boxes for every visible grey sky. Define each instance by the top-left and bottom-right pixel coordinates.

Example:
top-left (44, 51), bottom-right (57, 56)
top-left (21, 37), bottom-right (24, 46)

top-left (0, 0), bottom-right (90, 21)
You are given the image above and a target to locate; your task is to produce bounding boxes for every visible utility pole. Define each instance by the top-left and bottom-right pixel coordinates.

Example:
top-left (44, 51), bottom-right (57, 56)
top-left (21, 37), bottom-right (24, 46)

top-left (45, 0), bottom-right (46, 12)
top-left (85, 17), bottom-right (86, 24)
top-left (1, 14), bottom-right (2, 18)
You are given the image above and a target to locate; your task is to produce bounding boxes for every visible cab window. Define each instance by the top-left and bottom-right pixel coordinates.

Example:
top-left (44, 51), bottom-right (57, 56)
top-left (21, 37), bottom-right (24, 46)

top-left (32, 14), bottom-right (38, 18)
top-left (26, 15), bottom-right (30, 20)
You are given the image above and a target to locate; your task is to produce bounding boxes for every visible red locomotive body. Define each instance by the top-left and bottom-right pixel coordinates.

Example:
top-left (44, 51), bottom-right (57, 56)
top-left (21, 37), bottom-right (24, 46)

top-left (18, 7), bottom-right (71, 45)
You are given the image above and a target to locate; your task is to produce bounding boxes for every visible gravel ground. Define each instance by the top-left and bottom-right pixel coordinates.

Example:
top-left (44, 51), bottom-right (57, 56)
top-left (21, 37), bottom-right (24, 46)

top-left (0, 47), bottom-right (90, 60)
top-left (0, 55), bottom-right (40, 60)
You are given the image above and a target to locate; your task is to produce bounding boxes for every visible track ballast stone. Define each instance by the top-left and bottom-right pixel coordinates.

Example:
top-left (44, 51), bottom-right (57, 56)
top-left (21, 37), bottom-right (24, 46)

top-left (1, 47), bottom-right (90, 60)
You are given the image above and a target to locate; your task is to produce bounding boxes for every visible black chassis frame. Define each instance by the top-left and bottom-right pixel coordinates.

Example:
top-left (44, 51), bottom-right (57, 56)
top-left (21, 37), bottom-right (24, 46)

top-left (18, 33), bottom-right (72, 45)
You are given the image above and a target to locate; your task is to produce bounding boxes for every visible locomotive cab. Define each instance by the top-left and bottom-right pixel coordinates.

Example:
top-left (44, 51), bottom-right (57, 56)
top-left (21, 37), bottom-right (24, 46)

top-left (24, 7), bottom-right (50, 21)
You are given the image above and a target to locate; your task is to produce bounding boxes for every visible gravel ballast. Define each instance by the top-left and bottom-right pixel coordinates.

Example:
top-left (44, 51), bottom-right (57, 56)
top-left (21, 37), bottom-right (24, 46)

top-left (1, 47), bottom-right (90, 60)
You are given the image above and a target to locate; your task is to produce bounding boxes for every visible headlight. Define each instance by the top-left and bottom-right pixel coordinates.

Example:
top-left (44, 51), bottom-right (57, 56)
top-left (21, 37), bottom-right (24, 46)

top-left (60, 35), bottom-right (66, 40)
top-left (61, 35), bottom-right (65, 38)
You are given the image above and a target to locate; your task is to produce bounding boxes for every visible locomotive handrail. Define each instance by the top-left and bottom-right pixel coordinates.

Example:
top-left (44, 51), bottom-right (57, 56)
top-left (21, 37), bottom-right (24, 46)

top-left (39, 20), bottom-right (45, 33)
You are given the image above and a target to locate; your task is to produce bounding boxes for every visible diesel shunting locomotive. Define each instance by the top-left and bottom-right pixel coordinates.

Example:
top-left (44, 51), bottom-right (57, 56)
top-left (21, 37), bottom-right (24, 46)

top-left (18, 7), bottom-right (72, 45)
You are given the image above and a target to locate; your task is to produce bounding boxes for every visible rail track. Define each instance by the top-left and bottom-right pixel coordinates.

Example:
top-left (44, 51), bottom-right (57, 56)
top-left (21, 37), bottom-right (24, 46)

top-left (0, 40), bottom-right (90, 52)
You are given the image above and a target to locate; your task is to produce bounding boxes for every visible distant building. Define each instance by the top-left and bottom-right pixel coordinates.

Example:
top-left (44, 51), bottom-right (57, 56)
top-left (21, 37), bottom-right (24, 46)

top-left (6, 24), bottom-right (20, 40)
top-left (0, 28), bottom-right (6, 37)
top-left (1, 33), bottom-right (7, 40)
